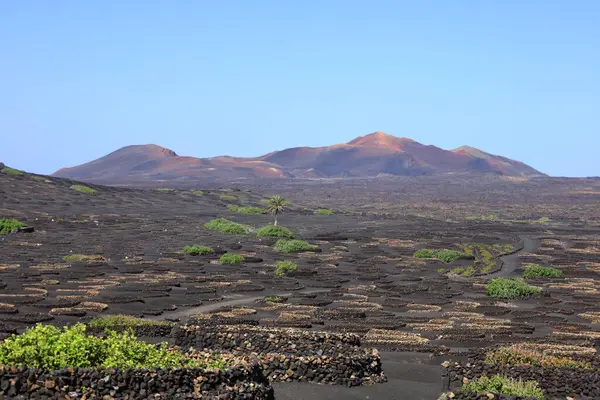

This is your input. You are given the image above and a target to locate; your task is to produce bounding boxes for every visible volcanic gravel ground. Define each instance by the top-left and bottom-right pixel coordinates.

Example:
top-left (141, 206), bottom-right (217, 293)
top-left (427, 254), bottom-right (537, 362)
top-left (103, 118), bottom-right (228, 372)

top-left (2, 172), bottom-right (600, 399)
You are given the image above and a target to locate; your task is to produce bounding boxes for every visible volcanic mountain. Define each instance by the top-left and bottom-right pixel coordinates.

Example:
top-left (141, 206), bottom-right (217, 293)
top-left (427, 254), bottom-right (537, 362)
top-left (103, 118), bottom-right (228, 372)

top-left (53, 132), bottom-right (545, 184)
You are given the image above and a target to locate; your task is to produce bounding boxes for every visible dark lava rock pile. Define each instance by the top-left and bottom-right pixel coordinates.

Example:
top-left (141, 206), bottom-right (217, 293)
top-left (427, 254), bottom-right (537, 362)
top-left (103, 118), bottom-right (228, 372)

top-left (174, 324), bottom-right (386, 386)
top-left (442, 349), bottom-right (600, 400)
top-left (0, 363), bottom-right (273, 399)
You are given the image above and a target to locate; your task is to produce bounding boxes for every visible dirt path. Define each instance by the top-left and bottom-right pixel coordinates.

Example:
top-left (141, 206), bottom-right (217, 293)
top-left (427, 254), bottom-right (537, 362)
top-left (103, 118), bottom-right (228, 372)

top-left (448, 236), bottom-right (540, 282)
top-left (485, 236), bottom-right (539, 278)
top-left (150, 288), bottom-right (331, 321)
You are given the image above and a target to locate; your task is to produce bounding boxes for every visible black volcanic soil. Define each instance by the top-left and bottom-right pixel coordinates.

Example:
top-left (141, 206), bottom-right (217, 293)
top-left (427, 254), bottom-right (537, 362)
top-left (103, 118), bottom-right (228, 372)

top-left (2, 170), bottom-right (600, 399)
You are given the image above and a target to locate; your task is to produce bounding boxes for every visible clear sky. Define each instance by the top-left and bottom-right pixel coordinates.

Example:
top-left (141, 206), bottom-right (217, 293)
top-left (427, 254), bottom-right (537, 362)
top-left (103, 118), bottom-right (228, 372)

top-left (1, 1), bottom-right (598, 177)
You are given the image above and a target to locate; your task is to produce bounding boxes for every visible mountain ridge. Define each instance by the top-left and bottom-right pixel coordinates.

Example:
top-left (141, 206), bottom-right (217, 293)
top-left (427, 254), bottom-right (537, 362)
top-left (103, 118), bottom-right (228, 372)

top-left (53, 132), bottom-right (545, 184)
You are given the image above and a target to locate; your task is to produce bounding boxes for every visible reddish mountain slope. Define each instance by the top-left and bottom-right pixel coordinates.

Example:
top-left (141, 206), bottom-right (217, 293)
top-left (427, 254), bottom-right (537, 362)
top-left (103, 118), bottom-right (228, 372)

top-left (53, 133), bottom-right (545, 184)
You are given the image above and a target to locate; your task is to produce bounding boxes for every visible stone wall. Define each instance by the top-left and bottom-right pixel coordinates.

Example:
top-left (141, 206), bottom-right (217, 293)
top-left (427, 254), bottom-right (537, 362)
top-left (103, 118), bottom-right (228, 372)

top-left (443, 350), bottom-right (600, 399)
top-left (0, 363), bottom-right (274, 399)
top-left (173, 324), bottom-right (361, 355)
top-left (174, 324), bottom-right (386, 386)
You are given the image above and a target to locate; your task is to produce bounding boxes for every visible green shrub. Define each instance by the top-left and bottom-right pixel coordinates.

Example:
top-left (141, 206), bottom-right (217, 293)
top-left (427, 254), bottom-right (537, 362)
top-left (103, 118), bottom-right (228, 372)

top-left (0, 218), bottom-right (26, 234)
top-left (89, 315), bottom-right (173, 328)
top-left (0, 323), bottom-right (209, 369)
top-left (462, 375), bottom-right (543, 398)
top-left (204, 218), bottom-right (250, 234)
top-left (156, 188), bottom-right (174, 192)
top-left (274, 239), bottom-right (318, 253)
top-left (192, 190), bottom-right (205, 196)
top-left (63, 254), bottom-right (104, 263)
top-left (227, 205), bottom-right (265, 214)
top-left (523, 264), bottom-right (563, 279)
top-left (413, 249), bottom-right (470, 263)
top-left (486, 277), bottom-right (541, 299)
top-left (70, 184), bottom-right (97, 195)
top-left (275, 260), bottom-right (297, 277)
top-left (256, 225), bottom-right (294, 238)
top-left (220, 253), bottom-right (245, 264)
top-left (436, 249), bottom-right (470, 263)
top-left (219, 194), bottom-right (237, 201)
top-left (264, 296), bottom-right (284, 303)
top-left (413, 249), bottom-right (437, 258)
top-left (1, 167), bottom-right (24, 175)
top-left (183, 245), bottom-right (213, 256)
top-left (315, 209), bottom-right (334, 215)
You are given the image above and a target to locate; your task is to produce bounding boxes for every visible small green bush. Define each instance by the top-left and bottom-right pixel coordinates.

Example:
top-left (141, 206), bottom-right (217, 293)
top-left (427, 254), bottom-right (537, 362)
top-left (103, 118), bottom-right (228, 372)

top-left (256, 225), bottom-right (294, 238)
top-left (274, 239), bottom-right (318, 253)
top-left (219, 194), bottom-right (237, 201)
top-left (1, 167), bottom-right (24, 175)
top-left (0, 323), bottom-right (210, 369)
top-left (89, 315), bottom-right (173, 328)
top-left (156, 188), bottom-right (174, 192)
top-left (0, 218), bottom-right (26, 234)
top-left (183, 245), bottom-right (213, 256)
top-left (413, 249), bottom-right (437, 258)
top-left (486, 277), bottom-right (541, 299)
top-left (70, 184), bottom-right (97, 195)
top-left (63, 254), bottom-right (104, 262)
top-left (220, 253), bottom-right (245, 264)
top-left (315, 209), bottom-right (334, 215)
top-left (264, 296), bottom-right (284, 303)
top-left (192, 190), bottom-right (205, 196)
top-left (204, 218), bottom-right (250, 235)
top-left (413, 249), bottom-right (470, 263)
top-left (275, 260), bottom-right (297, 277)
top-left (436, 249), bottom-right (470, 263)
top-left (227, 205), bottom-right (265, 214)
top-left (462, 375), bottom-right (543, 398)
top-left (523, 264), bottom-right (563, 279)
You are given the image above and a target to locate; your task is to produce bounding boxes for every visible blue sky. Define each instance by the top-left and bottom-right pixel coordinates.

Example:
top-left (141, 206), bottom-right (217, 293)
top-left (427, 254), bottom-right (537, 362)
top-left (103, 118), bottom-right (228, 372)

top-left (1, 1), bottom-right (598, 177)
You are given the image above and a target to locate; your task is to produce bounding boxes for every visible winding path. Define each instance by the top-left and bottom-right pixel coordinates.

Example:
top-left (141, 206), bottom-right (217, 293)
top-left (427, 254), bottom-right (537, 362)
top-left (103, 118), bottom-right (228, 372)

top-left (446, 235), bottom-right (540, 282)
top-left (149, 288), bottom-right (331, 321)
top-left (485, 236), bottom-right (539, 278)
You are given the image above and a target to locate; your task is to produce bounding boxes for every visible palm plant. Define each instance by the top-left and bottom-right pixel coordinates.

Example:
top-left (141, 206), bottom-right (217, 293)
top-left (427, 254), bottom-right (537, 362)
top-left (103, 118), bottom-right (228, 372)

top-left (266, 195), bottom-right (287, 226)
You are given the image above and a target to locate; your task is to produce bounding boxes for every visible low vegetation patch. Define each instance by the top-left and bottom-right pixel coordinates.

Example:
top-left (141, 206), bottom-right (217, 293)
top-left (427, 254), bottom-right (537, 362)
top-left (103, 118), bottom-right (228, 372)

top-left (191, 190), bottom-right (205, 196)
top-left (70, 184), bottom-right (97, 195)
top-left (315, 208), bottom-right (334, 215)
top-left (220, 253), bottom-right (245, 264)
top-left (413, 249), bottom-right (471, 263)
top-left (413, 249), bottom-right (436, 258)
top-left (1, 167), bottom-right (24, 175)
top-left (183, 245), bottom-right (213, 256)
top-left (462, 375), bottom-right (543, 398)
top-left (486, 277), bottom-right (541, 299)
top-left (89, 315), bottom-right (174, 328)
top-left (204, 218), bottom-right (250, 234)
top-left (275, 260), bottom-right (297, 277)
top-left (450, 264), bottom-right (477, 277)
top-left (156, 188), bottom-right (174, 192)
top-left (523, 264), bottom-right (563, 279)
top-left (486, 346), bottom-right (592, 369)
top-left (0, 218), bottom-right (26, 234)
top-left (227, 205), bottom-right (265, 214)
top-left (256, 225), bottom-right (294, 238)
top-left (63, 254), bottom-right (105, 263)
top-left (274, 239), bottom-right (319, 253)
top-left (264, 296), bottom-right (284, 303)
top-left (0, 323), bottom-right (214, 369)
top-left (219, 194), bottom-right (237, 201)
